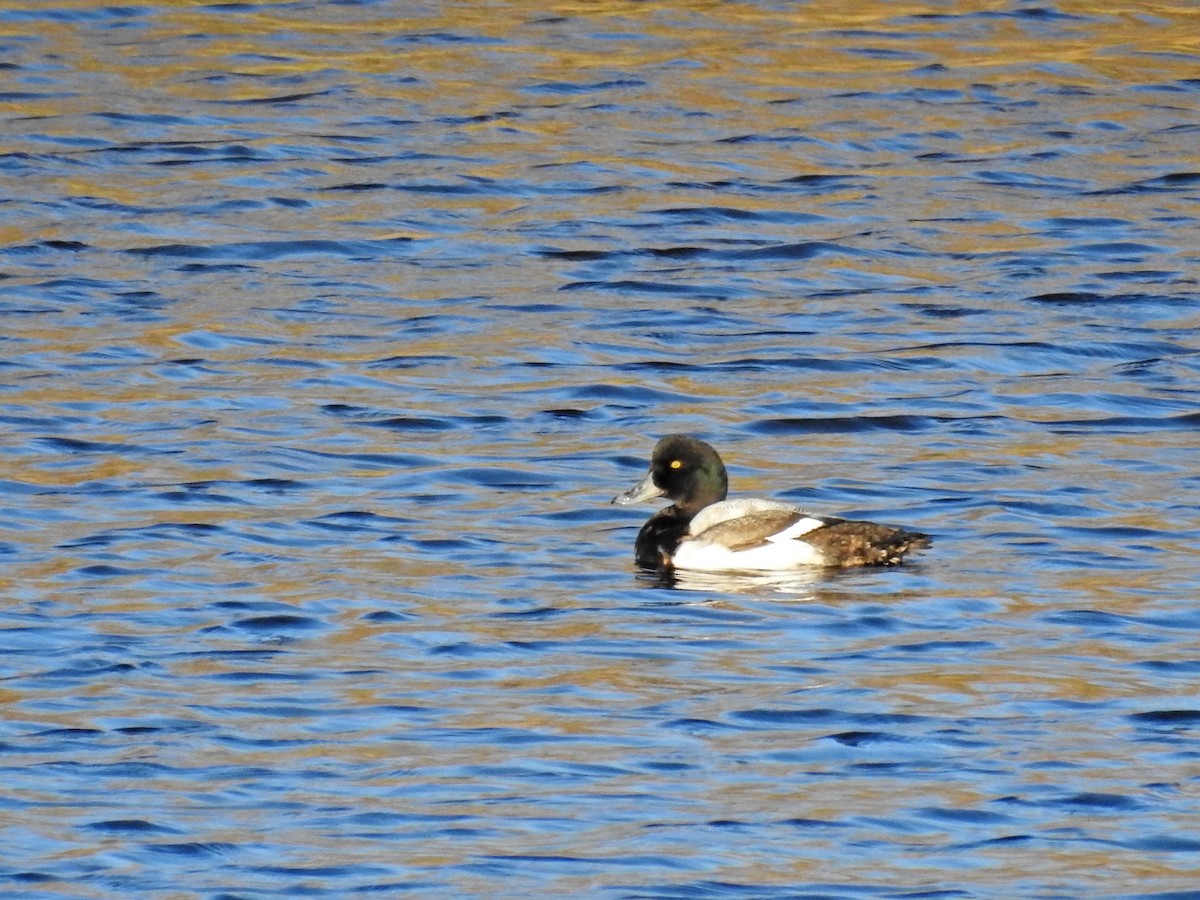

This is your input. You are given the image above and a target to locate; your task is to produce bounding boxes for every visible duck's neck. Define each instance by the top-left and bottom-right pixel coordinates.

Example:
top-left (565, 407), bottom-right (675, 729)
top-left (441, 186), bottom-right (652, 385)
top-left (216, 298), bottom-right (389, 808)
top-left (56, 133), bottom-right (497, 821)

top-left (674, 466), bottom-right (727, 517)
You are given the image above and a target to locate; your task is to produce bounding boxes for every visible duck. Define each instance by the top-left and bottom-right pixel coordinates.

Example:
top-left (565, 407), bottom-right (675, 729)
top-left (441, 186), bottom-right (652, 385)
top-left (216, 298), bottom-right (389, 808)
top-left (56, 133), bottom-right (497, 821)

top-left (612, 434), bottom-right (929, 572)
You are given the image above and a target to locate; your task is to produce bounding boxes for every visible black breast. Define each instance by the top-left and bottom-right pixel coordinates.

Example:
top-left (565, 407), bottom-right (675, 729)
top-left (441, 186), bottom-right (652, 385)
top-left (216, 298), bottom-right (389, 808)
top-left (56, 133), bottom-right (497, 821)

top-left (633, 507), bottom-right (690, 569)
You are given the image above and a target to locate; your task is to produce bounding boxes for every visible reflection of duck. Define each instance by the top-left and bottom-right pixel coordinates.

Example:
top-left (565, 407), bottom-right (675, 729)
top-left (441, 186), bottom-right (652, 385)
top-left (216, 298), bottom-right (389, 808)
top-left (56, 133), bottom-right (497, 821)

top-left (613, 435), bottom-right (930, 573)
top-left (647, 565), bottom-right (826, 598)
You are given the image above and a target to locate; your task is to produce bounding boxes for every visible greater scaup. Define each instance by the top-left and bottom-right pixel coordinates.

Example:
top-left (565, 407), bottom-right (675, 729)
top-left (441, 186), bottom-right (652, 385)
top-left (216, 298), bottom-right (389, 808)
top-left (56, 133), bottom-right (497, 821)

top-left (612, 434), bottom-right (929, 572)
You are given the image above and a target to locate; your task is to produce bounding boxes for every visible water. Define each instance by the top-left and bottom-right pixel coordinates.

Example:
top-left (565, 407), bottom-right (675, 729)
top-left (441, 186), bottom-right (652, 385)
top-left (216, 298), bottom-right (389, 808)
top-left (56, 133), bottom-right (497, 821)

top-left (2, 2), bottom-right (1200, 897)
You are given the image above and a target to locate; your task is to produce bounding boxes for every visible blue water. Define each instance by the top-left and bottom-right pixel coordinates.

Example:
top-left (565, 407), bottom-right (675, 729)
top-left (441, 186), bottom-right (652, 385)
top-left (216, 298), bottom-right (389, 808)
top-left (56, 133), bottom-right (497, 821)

top-left (2, 2), bottom-right (1200, 898)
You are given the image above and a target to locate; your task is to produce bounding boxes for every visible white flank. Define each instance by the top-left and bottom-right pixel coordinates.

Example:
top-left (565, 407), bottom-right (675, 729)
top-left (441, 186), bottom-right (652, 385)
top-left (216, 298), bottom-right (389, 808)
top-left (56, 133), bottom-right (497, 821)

top-left (674, 498), bottom-right (836, 571)
top-left (672, 535), bottom-right (827, 571)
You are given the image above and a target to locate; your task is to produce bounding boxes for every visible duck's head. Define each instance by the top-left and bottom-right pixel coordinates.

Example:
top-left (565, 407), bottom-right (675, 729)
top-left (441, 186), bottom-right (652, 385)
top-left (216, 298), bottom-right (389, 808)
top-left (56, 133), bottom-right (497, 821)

top-left (612, 434), bottom-right (729, 516)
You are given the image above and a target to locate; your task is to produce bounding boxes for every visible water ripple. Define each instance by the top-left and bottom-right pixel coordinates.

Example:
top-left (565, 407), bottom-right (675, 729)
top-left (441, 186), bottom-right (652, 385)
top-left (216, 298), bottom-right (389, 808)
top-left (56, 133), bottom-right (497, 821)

top-left (2, 2), bottom-right (1198, 898)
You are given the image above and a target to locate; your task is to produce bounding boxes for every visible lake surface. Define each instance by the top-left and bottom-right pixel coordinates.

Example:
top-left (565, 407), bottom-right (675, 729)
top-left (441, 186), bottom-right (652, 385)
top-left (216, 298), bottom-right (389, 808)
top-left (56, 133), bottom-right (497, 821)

top-left (3, 1), bottom-right (1200, 897)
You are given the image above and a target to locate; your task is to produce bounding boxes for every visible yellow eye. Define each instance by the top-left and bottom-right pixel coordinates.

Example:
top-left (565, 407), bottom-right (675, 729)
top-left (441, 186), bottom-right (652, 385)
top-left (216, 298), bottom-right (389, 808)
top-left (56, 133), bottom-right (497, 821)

top-left (670, 459), bottom-right (682, 469)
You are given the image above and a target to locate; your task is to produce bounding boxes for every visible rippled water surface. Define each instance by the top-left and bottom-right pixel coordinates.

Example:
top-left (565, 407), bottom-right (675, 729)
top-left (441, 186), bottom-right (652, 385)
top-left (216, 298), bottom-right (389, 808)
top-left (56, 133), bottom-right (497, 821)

top-left (3, 1), bottom-right (1200, 897)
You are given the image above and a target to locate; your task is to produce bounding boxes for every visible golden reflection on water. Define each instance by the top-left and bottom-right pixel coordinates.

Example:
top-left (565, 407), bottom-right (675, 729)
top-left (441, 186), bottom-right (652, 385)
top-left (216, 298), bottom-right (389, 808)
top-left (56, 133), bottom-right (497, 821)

top-left (5, 2), bottom-right (1195, 87)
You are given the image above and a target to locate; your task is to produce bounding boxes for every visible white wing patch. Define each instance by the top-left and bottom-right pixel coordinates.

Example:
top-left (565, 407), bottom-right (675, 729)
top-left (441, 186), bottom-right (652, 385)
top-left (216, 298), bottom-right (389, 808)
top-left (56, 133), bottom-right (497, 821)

top-left (771, 516), bottom-right (830, 541)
